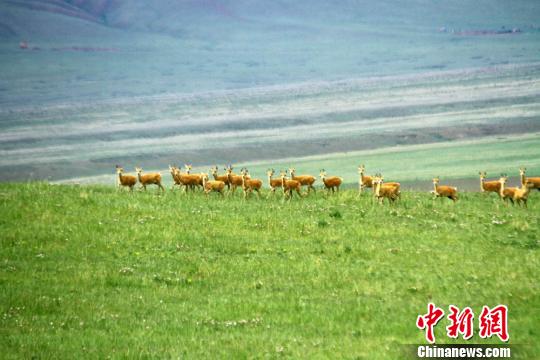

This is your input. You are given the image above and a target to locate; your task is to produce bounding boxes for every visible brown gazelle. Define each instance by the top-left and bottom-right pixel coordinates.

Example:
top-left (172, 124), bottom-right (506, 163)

top-left (135, 167), bottom-right (164, 192)
top-left (288, 167), bottom-right (316, 194)
top-left (519, 167), bottom-right (540, 191)
top-left (372, 175), bottom-right (400, 204)
top-left (266, 169), bottom-right (283, 197)
top-left (116, 165), bottom-right (137, 191)
top-left (211, 166), bottom-right (231, 190)
top-left (240, 168), bottom-right (263, 198)
top-left (169, 165), bottom-right (185, 191)
top-left (319, 170), bottom-right (343, 194)
top-left (201, 173), bottom-right (226, 197)
top-left (372, 174), bottom-right (400, 198)
top-left (358, 164), bottom-right (373, 194)
top-left (499, 175), bottom-right (517, 204)
top-left (280, 170), bottom-right (302, 199)
top-left (184, 164), bottom-right (204, 189)
top-left (478, 171), bottom-right (501, 197)
top-left (513, 181), bottom-right (534, 207)
top-left (431, 177), bottom-right (458, 202)
top-left (176, 167), bottom-right (201, 192)
top-left (225, 165), bottom-right (248, 195)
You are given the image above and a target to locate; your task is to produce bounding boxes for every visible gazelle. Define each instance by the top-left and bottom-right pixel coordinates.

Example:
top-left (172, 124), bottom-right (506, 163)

top-left (478, 171), bottom-right (501, 197)
top-left (499, 175), bottom-right (512, 204)
top-left (288, 168), bottom-right (316, 195)
top-left (240, 168), bottom-right (263, 198)
top-left (319, 170), bottom-right (343, 194)
top-left (225, 165), bottom-right (249, 195)
top-left (184, 164), bottom-right (204, 189)
top-left (115, 165), bottom-right (137, 191)
top-left (266, 169), bottom-right (283, 197)
top-left (372, 175), bottom-right (400, 204)
top-left (513, 182), bottom-right (534, 207)
top-left (498, 175), bottom-right (530, 205)
top-left (519, 167), bottom-right (540, 191)
top-left (169, 165), bottom-right (185, 191)
top-left (280, 170), bottom-right (303, 199)
top-left (358, 164), bottom-right (373, 194)
top-left (135, 167), bottom-right (164, 192)
top-left (211, 166), bottom-right (231, 190)
top-left (431, 177), bottom-right (458, 202)
top-left (201, 173), bottom-right (226, 197)
top-left (175, 167), bottom-right (201, 192)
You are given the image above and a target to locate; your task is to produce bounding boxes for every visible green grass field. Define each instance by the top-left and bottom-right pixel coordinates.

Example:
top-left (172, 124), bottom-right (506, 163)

top-left (1, 183), bottom-right (538, 358)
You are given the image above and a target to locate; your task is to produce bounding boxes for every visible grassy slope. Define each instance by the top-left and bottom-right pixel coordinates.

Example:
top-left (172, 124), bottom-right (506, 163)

top-left (0, 183), bottom-right (538, 358)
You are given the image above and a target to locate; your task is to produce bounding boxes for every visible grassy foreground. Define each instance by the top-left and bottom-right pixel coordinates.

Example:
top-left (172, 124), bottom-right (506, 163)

top-left (0, 183), bottom-right (538, 358)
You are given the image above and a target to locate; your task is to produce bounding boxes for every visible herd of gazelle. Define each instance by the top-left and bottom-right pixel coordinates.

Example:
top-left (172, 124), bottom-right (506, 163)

top-left (115, 165), bottom-right (539, 206)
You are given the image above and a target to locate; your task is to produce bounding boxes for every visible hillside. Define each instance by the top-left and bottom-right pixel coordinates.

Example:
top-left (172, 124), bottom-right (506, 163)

top-left (0, 1), bottom-right (539, 182)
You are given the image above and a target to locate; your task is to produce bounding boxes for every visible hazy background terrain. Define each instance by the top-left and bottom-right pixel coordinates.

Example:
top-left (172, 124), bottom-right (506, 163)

top-left (1, 0), bottom-right (539, 183)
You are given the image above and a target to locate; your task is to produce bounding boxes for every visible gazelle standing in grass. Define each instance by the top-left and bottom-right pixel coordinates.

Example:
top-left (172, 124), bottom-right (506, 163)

top-left (135, 167), bottom-right (164, 192)
top-left (266, 169), bottom-right (284, 197)
top-left (499, 174), bottom-right (533, 207)
top-left (184, 164), bottom-right (204, 190)
top-left (201, 173), bottom-right (226, 197)
top-left (519, 167), bottom-right (540, 192)
top-left (288, 168), bottom-right (316, 195)
top-left (115, 165), bottom-right (137, 192)
top-left (499, 175), bottom-right (517, 205)
top-left (176, 166), bottom-right (202, 193)
top-left (372, 175), bottom-right (400, 204)
top-left (169, 165), bottom-right (186, 191)
top-left (513, 181), bottom-right (534, 207)
top-left (358, 164), bottom-right (373, 194)
top-left (431, 177), bottom-right (458, 202)
top-left (280, 170), bottom-right (303, 199)
top-left (225, 165), bottom-right (245, 196)
top-left (319, 170), bottom-right (343, 195)
top-left (478, 171), bottom-right (501, 197)
top-left (211, 166), bottom-right (231, 191)
top-left (241, 168), bottom-right (263, 199)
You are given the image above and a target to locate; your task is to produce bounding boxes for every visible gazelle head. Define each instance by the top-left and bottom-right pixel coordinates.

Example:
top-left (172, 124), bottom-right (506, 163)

top-left (519, 167), bottom-right (527, 176)
top-left (358, 164), bottom-right (365, 174)
top-left (279, 170), bottom-right (288, 180)
top-left (211, 166), bottom-right (219, 176)
top-left (478, 171), bottom-right (487, 180)
top-left (116, 166), bottom-right (124, 174)
top-left (135, 167), bottom-right (143, 174)
top-left (372, 174), bottom-right (383, 193)
top-left (266, 168), bottom-right (275, 177)
top-left (240, 168), bottom-right (249, 176)
top-left (499, 174), bottom-right (508, 184)
top-left (184, 164), bottom-right (192, 173)
top-left (288, 167), bottom-right (296, 176)
top-left (319, 169), bottom-right (327, 179)
top-left (432, 177), bottom-right (440, 185)
top-left (372, 173), bottom-right (383, 184)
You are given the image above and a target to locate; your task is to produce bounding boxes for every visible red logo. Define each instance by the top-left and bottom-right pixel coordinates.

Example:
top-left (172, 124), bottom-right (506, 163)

top-left (479, 305), bottom-right (509, 342)
top-left (446, 305), bottom-right (474, 340)
top-left (417, 304), bottom-right (509, 343)
top-left (416, 303), bottom-right (445, 344)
